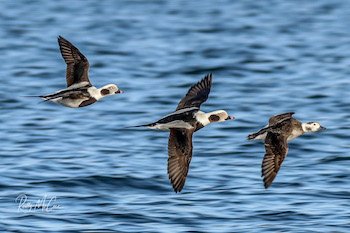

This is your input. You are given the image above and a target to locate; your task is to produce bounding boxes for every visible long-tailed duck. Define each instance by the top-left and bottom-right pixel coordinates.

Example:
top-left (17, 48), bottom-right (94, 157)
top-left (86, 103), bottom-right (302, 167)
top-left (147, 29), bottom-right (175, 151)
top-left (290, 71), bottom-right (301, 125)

top-left (38, 36), bottom-right (123, 108)
top-left (248, 112), bottom-right (325, 189)
top-left (135, 73), bottom-right (234, 192)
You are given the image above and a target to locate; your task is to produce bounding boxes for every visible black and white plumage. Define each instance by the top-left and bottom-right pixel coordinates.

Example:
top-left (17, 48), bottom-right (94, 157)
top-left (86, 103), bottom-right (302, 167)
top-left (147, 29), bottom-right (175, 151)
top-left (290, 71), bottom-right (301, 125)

top-left (38, 36), bottom-right (123, 108)
top-left (248, 112), bottom-right (325, 189)
top-left (137, 74), bottom-right (234, 192)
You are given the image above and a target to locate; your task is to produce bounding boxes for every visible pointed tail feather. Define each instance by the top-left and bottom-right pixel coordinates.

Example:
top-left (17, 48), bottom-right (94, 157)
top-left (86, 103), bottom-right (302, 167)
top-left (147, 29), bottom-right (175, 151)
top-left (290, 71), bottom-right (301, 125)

top-left (247, 132), bottom-right (260, 140)
top-left (123, 123), bottom-right (156, 129)
top-left (247, 127), bottom-right (269, 140)
top-left (22, 95), bottom-right (43, 98)
top-left (22, 95), bottom-right (51, 100)
top-left (22, 95), bottom-right (50, 104)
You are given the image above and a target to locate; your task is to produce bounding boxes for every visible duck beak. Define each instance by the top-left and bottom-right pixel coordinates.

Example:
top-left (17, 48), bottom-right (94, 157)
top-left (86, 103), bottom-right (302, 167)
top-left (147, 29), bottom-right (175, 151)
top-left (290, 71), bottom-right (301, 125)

top-left (226, 115), bottom-right (235, 121)
top-left (319, 126), bottom-right (326, 131)
top-left (115, 89), bottom-right (123, 94)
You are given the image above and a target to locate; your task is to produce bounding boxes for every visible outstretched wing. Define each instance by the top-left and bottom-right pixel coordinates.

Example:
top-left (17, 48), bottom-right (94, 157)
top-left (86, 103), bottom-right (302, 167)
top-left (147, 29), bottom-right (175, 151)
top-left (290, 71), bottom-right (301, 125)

top-left (58, 36), bottom-right (91, 87)
top-left (261, 132), bottom-right (289, 189)
top-left (167, 129), bottom-right (194, 193)
top-left (176, 73), bottom-right (212, 110)
top-left (269, 112), bottom-right (295, 126)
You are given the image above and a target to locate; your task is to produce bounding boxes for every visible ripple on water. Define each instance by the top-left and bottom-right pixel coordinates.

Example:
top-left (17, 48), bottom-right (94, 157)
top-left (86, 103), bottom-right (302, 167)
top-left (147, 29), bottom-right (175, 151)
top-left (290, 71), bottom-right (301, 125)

top-left (0, 0), bottom-right (350, 232)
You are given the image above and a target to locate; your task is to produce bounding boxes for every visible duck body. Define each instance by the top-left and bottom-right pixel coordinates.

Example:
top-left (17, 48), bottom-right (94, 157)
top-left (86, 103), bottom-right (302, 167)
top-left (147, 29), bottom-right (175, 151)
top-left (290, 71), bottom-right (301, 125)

top-left (135, 74), bottom-right (234, 192)
top-left (248, 112), bottom-right (325, 189)
top-left (38, 36), bottom-right (122, 108)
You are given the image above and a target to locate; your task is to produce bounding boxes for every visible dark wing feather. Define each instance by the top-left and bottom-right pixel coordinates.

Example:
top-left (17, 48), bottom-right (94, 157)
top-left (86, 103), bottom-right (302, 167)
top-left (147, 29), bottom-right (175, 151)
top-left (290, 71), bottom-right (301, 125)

top-left (176, 73), bottom-right (212, 110)
top-left (41, 88), bottom-right (90, 100)
top-left (261, 132), bottom-right (289, 189)
top-left (58, 36), bottom-right (91, 87)
top-left (167, 129), bottom-right (194, 193)
top-left (248, 113), bottom-right (293, 140)
top-left (269, 112), bottom-right (295, 125)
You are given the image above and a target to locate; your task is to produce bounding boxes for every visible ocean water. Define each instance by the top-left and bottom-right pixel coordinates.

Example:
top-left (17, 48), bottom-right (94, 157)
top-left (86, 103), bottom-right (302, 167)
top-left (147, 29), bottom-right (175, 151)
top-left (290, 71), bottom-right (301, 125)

top-left (0, 0), bottom-right (349, 232)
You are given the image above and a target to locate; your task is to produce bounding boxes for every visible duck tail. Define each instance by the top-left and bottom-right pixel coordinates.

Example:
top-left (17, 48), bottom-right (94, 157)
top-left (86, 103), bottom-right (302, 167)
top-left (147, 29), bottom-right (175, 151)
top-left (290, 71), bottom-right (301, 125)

top-left (22, 95), bottom-right (50, 104)
top-left (22, 95), bottom-right (43, 98)
top-left (247, 132), bottom-right (260, 140)
top-left (247, 127), bottom-right (269, 140)
top-left (124, 123), bottom-right (156, 129)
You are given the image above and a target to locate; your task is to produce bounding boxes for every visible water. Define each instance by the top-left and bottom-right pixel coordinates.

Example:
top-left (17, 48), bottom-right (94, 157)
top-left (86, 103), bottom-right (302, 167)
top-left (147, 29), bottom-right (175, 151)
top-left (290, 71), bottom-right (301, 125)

top-left (0, 0), bottom-right (349, 232)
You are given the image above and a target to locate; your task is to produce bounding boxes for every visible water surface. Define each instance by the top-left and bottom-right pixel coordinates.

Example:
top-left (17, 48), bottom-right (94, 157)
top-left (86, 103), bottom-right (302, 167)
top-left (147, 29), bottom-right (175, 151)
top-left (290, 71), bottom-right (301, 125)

top-left (0, 1), bottom-right (349, 232)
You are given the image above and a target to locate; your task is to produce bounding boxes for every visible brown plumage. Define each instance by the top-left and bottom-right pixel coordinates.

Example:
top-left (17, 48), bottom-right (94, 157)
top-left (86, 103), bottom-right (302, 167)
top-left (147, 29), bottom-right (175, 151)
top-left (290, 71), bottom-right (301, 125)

top-left (58, 36), bottom-right (91, 87)
top-left (37, 36), bottom-right (122, 108)
top-left (176, 73), bottom-right (212, 110)
top-left (249, 112), bottom-right (307, 188)
top-left (168, 129), bottom-right (194, 192)
top-left (135, 73), bottom-right (233, 192)
top-left (261, 120), bottom-right (292, 189)
top-left (167, 74), bottom-right (213, 192)
top-left (268, 112), bottom-right (295, 125)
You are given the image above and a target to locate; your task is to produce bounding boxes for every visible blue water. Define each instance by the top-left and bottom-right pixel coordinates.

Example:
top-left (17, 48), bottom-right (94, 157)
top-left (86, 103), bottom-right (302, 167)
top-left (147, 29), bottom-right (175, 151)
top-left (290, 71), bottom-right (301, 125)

top-left (0, 0), bottom-right (349, 232)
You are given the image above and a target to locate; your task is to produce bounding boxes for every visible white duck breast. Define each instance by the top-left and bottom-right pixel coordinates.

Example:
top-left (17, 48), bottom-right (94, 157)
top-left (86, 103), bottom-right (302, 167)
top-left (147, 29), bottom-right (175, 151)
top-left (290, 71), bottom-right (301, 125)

top-left (38, 36), bottom-right (122, 108)
top-left (248, 112), bottom-right (325, 189)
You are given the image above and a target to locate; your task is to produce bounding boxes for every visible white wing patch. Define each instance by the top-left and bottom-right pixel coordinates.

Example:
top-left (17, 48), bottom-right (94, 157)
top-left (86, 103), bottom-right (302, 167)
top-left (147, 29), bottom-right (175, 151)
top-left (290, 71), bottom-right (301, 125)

top-left (148, 120), bottom-right (194, 130)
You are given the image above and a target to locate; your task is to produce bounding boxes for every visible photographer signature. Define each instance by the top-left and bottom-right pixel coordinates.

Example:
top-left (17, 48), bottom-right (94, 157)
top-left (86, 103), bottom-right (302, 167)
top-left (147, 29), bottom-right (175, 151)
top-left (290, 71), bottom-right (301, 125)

top-left (15, 194), bottom-right (61, 212)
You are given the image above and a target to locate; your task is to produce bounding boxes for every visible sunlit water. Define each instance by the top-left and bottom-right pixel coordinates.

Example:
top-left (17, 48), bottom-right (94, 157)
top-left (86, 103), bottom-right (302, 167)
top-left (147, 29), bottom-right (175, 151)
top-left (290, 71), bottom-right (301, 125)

top-left (0, 1), bottom-right (349, 232)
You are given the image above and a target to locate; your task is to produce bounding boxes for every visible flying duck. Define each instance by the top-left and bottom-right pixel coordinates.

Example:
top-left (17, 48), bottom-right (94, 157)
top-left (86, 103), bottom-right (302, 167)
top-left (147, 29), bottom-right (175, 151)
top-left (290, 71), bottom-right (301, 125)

top-left (248, 112), bottom-right (325, 189)
top-left (135, 73), bottom-right (234, 192)
top-left (38, 36), bottom-right (123, 108)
